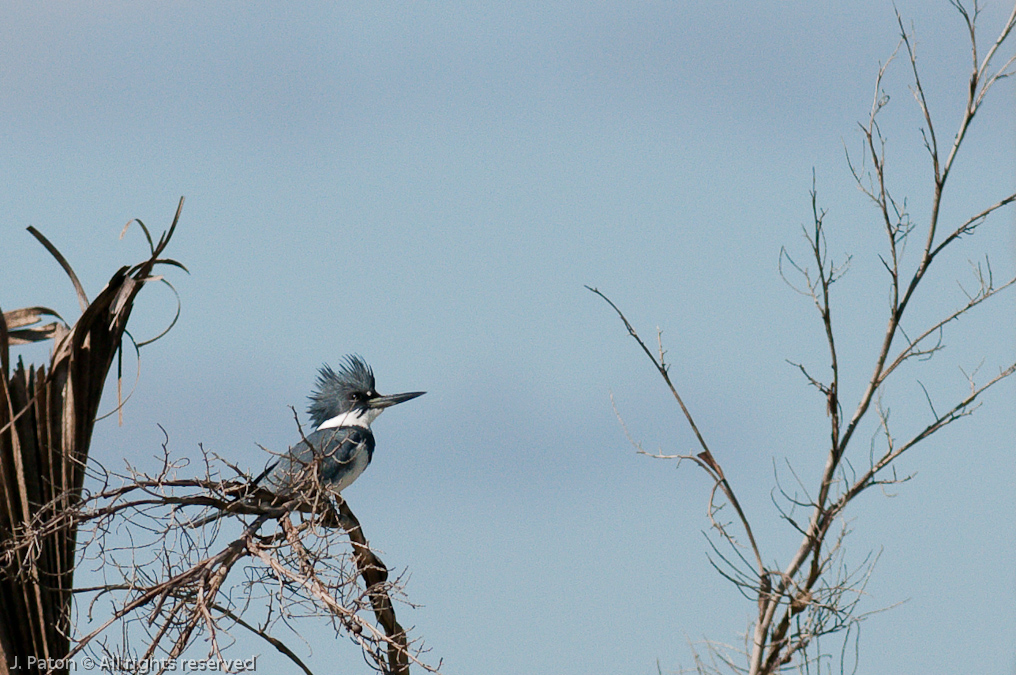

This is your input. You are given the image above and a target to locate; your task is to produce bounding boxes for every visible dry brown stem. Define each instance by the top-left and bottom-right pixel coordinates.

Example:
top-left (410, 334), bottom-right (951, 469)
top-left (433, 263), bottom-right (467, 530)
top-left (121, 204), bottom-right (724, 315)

top-left (591, 4), bottom-right (1016, 673)
top-left (2, 437), bottom-right (438, 675)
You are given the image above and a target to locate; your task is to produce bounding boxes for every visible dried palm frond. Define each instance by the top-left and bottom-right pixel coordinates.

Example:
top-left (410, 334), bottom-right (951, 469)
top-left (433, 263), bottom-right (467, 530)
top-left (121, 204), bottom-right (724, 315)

top-left (0, 198), bottom-right (186, 674)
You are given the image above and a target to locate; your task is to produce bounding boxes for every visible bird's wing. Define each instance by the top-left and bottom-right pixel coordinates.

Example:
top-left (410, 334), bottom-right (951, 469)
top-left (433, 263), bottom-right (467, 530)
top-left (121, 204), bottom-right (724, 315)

top-left (264, 426), bottom-right (373, 493)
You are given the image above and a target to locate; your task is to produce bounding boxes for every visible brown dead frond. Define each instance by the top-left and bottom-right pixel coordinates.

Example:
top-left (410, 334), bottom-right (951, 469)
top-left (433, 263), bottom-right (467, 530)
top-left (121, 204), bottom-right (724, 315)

top-left (1, 198), bottom-right (186, 673)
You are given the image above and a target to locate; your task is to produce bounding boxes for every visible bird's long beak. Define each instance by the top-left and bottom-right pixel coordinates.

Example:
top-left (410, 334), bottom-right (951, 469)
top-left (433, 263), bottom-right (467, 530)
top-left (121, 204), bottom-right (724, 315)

top-left (368, 391), bottom-right (426, 409)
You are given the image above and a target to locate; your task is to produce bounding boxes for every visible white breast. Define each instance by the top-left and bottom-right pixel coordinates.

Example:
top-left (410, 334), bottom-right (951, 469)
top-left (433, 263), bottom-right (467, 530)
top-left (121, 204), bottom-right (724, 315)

top-left (331, 445), bottom-right (370, 492)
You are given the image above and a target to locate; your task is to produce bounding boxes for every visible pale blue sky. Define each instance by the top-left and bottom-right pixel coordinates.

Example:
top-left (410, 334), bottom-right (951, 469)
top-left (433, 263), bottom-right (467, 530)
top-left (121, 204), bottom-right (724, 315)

top-left (2, 2), bottom-right (1014, 674)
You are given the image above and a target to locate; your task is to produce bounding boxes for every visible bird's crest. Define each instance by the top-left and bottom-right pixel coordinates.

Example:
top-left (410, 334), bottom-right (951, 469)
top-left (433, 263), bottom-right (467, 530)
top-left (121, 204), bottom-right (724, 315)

top-left (307, 355), bottom-right (375, 427)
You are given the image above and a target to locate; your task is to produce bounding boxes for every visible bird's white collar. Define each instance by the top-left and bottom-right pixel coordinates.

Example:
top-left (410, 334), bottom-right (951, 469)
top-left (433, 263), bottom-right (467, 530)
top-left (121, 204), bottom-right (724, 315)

top-left (317, 407), bottom-right (383, 431)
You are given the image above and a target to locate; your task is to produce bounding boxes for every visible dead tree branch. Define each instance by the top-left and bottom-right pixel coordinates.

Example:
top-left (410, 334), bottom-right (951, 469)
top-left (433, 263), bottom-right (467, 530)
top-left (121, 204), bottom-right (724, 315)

top-left (590, 4), bottom-right (1016, 674)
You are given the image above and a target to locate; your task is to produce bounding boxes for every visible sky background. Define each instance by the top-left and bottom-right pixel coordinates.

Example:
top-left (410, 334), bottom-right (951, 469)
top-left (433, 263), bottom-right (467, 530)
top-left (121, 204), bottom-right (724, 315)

top-left (2, 2), bottom-right (1014, 674)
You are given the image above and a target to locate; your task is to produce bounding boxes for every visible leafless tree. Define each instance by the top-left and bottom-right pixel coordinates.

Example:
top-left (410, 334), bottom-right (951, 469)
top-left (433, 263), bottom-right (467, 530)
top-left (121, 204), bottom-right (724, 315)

top-left (4, 434), bottom-right (437, 675)
top-left (1, 201), bottom-right (434, 675)
top-left (590, 3), bottom-right (1016, 674)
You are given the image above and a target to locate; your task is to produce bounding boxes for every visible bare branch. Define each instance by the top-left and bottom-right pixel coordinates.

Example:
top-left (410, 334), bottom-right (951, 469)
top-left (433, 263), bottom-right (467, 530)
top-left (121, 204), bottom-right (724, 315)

top-left (593, 5), bottom-right (1016, 675)
top-left (587, 288), bottom-right (766, 576)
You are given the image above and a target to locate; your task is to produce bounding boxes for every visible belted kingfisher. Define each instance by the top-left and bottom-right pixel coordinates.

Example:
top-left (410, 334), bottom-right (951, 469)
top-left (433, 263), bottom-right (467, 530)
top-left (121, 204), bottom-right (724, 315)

top-left (189, 356), bottom-right (423, 527)
top-left (263, 355), bottom-right (425, 495)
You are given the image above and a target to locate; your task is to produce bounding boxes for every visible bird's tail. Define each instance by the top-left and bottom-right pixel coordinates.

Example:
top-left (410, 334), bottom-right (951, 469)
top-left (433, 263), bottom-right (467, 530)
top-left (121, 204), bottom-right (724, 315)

top-left (184, 510), bottom-right (229, 529)
top-left (183, 461), bottom-right (278, 529)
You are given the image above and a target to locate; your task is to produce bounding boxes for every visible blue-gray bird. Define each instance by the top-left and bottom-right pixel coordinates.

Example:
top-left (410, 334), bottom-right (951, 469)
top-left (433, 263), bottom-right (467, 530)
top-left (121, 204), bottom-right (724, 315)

top-left (262, 355), bottom-right (425, 495)
top-left (189, 356), bottom-right (423, 527)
